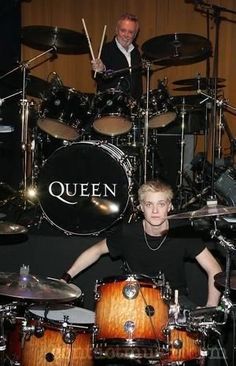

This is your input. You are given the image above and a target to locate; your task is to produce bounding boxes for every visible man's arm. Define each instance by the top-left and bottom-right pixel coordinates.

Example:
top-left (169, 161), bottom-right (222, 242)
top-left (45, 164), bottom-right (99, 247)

top-left (196, 247), bottom-right (222, 307)
top-left (63, 239), bottom-right (109, 280)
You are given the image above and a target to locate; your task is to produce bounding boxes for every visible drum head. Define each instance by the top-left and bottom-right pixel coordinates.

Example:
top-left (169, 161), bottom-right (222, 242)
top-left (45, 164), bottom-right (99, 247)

top-left (29, 304), bottom-right (95, 325)
top-left (37, 141), bottom-right (131, 235)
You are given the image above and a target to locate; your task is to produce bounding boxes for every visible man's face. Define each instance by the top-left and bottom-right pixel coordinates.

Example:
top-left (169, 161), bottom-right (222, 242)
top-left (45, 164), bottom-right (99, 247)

top-left (116, 19), bottom-right (138, 50)
top-left (140, 191), bottom-right (172, 227)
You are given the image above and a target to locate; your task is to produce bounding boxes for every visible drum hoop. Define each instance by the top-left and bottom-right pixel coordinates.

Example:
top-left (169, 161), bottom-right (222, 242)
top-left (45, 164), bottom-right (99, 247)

top-left (27, 305), bottom-right (95, 330)
top-left (96, 273), bottom-right (162, 286)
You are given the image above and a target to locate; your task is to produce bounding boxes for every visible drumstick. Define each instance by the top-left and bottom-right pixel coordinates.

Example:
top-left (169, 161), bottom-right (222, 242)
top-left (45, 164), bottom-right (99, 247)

top-left (82, 18), bottom-right (95, 60)
top-left (94, 25), bottom-right (107, 78)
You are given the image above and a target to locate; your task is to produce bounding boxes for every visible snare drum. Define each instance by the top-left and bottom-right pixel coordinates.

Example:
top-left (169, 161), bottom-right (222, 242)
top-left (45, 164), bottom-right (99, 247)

top-left (94, 274), bottom-right (169, 360)
top-left (20, 305), bottom-right (95, 366)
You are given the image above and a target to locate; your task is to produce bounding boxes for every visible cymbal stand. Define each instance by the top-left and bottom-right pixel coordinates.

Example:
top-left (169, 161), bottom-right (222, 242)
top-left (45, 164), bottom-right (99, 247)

top-left (0, 47), bottom-right (56, 207)
top-left (195, 1), bottom-right (236, 198)
top-left (175, 97), bottom-right (187, 210)
top-left (143, 60), bottom-right (151, 183)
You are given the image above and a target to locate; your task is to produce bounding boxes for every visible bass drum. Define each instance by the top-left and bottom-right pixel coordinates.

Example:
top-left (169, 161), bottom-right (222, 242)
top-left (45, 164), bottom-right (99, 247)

top-left (37, 141), bottom-right (133, 235)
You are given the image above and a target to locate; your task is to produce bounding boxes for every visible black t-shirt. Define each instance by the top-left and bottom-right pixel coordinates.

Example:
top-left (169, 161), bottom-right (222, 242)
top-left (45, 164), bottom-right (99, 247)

top-left (106, 220), bottom-right (205, 294)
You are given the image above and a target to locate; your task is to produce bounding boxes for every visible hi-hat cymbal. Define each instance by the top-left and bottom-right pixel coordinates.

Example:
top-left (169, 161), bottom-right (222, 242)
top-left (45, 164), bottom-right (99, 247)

top-left (0, 272), bottom-right (81, 301)
top-left (215, 271), bottom-right (236, 290)
top-left (0, 222), bottom-right (27, 235)
top-left (142, 33), bottom-right (211, 66)
top-left (168, 204), bottom-right (236, 220)
top-left (21, 25), bottom-right (89, 55)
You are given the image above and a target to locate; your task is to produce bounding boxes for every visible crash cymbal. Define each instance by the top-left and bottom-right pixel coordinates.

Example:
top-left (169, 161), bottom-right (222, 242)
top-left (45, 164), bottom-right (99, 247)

top-left (0, 222), bottom-right (27, 235)
top-left (0, 272), bottom-right (81, 301)
top-left (1, 71), bottom-right (50, 98)
top-left (215, 271), bottom-right (236, 290)
top-left (168, 203), bottom-right (236, 220)
top-left (173, 77), bottom-right (225, 86)
top-left (142, 33), bottom-right (211, 66)
top-left (21, 25), bottom-right (89, 55)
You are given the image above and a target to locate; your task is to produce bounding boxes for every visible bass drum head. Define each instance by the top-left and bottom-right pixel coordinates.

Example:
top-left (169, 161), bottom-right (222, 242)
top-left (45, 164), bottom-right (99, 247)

top-left (37, 141), bottom-right (132, 235)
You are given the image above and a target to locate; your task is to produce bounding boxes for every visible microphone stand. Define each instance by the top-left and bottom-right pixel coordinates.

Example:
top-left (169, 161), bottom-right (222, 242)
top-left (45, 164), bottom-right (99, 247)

top-left (0, 47), bottom-right (57, 207)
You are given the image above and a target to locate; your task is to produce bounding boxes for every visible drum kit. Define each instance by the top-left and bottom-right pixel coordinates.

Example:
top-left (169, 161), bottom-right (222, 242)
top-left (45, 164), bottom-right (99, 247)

top-left (1, 23), bottom-right (227, 236)
top-left (0, 257), bottom-right (234, 366)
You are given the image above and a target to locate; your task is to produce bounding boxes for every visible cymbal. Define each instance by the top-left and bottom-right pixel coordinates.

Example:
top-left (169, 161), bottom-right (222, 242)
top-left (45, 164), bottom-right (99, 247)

top-left (1, 72), bottom-right (50, 98)
top-left (172, 95), bottom-right (204, 111)
top-left (215, 271), bottom-right (236, 290)
top-left (173, 85), bottom-right (225, 92)
top-left (142, 33), bottom-right (211, 66)
top-left (21, 25), bottom-right (89, 55)
top-left (26, 75), bottom-right (51, 98)
top-left (168, 204), bottom-right (236, 220)
top-left (173, 77), bottom-right (225, 91)
top-left (173, 77), bottom-right (225, 86)
top-left (0, 222), bottom-right (27, 235)
top-left (0, 272), bottom-right (81, 301)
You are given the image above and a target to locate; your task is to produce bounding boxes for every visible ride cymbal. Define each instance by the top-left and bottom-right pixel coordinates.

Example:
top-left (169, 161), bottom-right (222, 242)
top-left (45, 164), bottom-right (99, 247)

top-left (0, 272), bottom-right (81, 301)
top-left (142, 33), bottom-right (212, 65)
top-left (21, 25), bottom-right (89, 54)
top-left (168, 204), bottom-right (236, 220)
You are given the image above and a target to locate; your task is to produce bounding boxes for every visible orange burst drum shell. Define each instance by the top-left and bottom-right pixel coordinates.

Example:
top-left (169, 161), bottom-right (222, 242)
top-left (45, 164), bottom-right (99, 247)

top-left (21, 327), bottom-right (93, 366)
top-left (94, 275), bottom-right (169, 343)
top-left (163, 327), bottom-right (202, 363)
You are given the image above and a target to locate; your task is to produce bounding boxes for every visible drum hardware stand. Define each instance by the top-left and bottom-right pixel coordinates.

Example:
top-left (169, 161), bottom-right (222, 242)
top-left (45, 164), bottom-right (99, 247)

top-left (0, 46), bottom-right (57, 209)
top-left (210, 226), bottom-right (236, 366)
top-left (142, 60), bottom-right (152, 184)
top-left (175, 97), bottom-right (189, 210)
top-left (193, 2), bottom-right (236, 200)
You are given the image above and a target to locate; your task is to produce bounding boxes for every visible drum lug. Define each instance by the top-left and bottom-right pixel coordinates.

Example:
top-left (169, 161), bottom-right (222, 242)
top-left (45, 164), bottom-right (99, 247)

top-left (94, 282), bottom-right (101, 301)
top-left (62, 329), bottom-right (76, 344)
top-left (93, 325), bottom-right (99, 335)
top-left (34, 323), bottom-right (45, 338)
top-left (124, 320), bottom-right (135, 335)
top-left (21, 319), bottom-right (35, 339)
top-left (162, 281), bottom-right (172, 302)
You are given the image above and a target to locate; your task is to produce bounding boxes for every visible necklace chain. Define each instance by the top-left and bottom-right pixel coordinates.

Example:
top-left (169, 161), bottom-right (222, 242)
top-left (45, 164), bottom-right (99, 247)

top-left (143, 229), bottom-right (167, 251)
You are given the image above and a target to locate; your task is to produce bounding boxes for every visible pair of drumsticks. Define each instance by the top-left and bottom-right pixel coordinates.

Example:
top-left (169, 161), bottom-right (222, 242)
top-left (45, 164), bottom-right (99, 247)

top-left (82, 18), bottom-right (107, 78)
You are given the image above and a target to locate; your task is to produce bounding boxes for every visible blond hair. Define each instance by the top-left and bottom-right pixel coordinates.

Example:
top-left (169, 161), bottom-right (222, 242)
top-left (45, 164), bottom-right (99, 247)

top-left (138, 179), bottom-right (174, 203)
